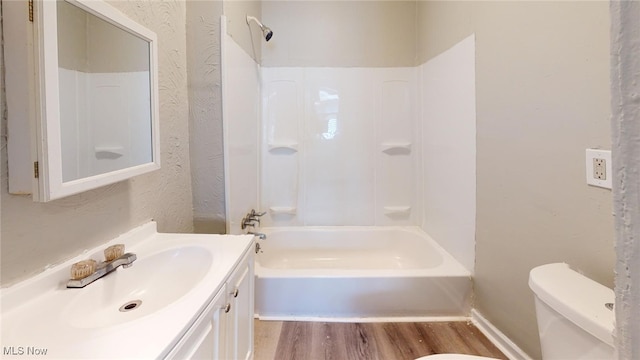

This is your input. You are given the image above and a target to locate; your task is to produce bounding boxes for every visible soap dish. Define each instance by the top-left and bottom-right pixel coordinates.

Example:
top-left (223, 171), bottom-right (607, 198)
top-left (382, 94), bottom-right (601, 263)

top-left (70, 259), bottom-right (97, 280)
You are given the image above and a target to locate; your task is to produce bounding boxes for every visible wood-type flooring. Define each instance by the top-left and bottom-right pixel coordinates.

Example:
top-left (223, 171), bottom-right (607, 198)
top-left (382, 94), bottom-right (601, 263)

top-left (254, 320), bottom-right (507, 360)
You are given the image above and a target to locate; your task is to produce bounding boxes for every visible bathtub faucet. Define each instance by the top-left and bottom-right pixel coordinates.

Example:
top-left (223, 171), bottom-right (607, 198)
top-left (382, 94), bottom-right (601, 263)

top-left (241, 209), bottom-right (266, 229)
top-left (242, 216), bottom-right (259, 228)
top-left (248, 231), bottom-right (267, 240)
top-left (250, 209), bottom-right (266, 217)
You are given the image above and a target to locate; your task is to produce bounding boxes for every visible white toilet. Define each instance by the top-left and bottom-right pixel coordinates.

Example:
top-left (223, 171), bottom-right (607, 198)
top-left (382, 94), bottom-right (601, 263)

top-left (416, 262), bottom-right (615, 360)
top-left (415, 355), bottom-right (499, 360)
top-left (529, 262), bottom-right (614, 359)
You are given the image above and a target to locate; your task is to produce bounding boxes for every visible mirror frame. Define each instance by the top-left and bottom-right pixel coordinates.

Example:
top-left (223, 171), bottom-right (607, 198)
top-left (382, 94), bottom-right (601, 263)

top-left (33, 0), bottom-right (160, 202)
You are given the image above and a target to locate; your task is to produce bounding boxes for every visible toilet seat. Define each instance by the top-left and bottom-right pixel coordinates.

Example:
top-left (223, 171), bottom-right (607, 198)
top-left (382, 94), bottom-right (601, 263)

top-left (415, 354), bottom-right (499, 360)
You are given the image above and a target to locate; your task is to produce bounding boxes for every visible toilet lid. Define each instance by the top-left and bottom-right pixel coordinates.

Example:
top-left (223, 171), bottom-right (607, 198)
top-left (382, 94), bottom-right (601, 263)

top-left (415, 354), bottom-right (500, 360)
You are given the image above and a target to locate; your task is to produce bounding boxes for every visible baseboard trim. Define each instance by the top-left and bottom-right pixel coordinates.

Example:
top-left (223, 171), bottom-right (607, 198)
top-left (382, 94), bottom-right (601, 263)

top-left (471, 309), bottom-right (533, 360)
top-left (255, 314), bottom-right (470, 323)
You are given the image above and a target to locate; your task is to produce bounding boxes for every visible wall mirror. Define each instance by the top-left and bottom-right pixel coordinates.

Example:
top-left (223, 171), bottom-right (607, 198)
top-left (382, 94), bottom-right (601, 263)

top-left (6, 0), bottom-right (160, 202)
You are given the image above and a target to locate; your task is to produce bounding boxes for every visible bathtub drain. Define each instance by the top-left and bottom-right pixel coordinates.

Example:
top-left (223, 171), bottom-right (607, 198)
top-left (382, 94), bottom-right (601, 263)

top-left (119, 300), bottom-right (142, 312)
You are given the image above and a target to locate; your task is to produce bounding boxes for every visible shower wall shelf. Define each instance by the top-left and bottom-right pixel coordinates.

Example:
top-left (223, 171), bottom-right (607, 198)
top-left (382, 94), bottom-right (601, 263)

top-left (267, 143), bottom-right (299, 152)
top-left (269, 206), bottom-right (297, 215)
top-left (380, 143), bottom-right (412, 155)
top-left (94, 146), bottom-right (124, 157)
top-left (383, 206), bottom-right (411, 215)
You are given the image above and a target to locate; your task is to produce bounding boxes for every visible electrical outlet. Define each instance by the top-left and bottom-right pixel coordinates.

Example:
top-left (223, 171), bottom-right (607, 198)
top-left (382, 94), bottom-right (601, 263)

top-left (593, 158), bottom-right (606, 180)
top-left (586, 149), bottom-right (612, 189)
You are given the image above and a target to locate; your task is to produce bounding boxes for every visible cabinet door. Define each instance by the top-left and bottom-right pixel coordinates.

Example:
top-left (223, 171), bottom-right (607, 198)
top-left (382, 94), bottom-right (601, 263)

top-left (226, 250), bottom-right (254, 360)
top-left (166, 285), bottom-right (228, 360)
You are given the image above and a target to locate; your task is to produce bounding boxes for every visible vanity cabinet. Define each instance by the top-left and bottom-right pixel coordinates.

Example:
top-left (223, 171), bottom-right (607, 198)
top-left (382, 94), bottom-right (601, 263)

top-left (166, 247), bottom-right (254, 360)
top-left (166, 285), bottom-right (228, 359)
top-left (226, 249), bottom-right (254, 360)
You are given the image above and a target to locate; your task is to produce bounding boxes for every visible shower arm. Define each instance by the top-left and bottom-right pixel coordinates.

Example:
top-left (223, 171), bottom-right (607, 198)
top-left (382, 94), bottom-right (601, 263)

top-left (246, 15), bottom-right (265, 29)
top-left (246, 15), bottom-right (273, 42)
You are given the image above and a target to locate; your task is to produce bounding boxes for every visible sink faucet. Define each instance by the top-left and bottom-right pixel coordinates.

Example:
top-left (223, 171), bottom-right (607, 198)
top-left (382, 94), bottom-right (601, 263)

top-left (67, 253), bottom-right (137, 288)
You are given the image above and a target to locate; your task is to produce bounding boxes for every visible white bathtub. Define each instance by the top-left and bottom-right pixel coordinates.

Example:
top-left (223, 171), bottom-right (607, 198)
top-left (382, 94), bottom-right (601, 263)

top-left (254, 226), bottom-right (472, 321)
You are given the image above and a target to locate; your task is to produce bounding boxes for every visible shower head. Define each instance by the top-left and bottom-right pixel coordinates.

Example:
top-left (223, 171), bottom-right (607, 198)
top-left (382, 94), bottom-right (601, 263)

top-left (246, 15), bottom-right (273, 42)
top-left (263, 27), bottom-right (273, 42)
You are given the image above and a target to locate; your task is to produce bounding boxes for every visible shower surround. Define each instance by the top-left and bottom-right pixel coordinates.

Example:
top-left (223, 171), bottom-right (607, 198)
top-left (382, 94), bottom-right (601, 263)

top-left (223, 17), bottom-right (476, 304)
top-left (260, 66), bottom-right (419, 227)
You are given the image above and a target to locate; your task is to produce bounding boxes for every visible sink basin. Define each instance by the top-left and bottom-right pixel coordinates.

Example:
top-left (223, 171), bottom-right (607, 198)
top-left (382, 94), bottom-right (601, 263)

top-left (1, 222), bottom-right (254, 359)
top-left (62, 246), bottom-right (213, 329)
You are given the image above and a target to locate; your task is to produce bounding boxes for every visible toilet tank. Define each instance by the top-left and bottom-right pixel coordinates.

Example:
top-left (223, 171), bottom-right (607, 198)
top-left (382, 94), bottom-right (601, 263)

top-left (529, 263), bottom-right (614, 360)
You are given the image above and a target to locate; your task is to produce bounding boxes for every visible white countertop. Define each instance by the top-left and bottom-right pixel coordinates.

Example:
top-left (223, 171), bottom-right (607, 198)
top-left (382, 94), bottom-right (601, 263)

top-left (0, 222), bottom-right (254, 359)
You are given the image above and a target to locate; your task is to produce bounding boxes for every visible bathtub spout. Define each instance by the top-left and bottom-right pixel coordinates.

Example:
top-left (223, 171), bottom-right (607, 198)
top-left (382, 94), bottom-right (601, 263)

top-left (248, 231), bottom-right (267, 240)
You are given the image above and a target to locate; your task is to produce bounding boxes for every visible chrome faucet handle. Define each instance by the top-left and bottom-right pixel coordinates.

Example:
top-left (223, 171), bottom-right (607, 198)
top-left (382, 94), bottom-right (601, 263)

top-left (242, 209), bottom-right (265, 229)
top-left (250, 209), bottom-right (266, 217)
top-left (241, 217), bottom-right (257, 229)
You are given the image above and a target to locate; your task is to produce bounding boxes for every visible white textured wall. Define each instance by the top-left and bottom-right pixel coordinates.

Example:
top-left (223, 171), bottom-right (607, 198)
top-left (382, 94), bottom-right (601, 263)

top-left (610, 1), bottom-right (640, 358)
top-left (187, 1), bottom-right (264, 234)
top-left (186, 1), bottom-right (226, 234)
top-left (1, 0), bottom-right (194, 286)
top-left (420, 35), bottom-right (476, 273)
top-left (418, 2), bottom-right (613, 358)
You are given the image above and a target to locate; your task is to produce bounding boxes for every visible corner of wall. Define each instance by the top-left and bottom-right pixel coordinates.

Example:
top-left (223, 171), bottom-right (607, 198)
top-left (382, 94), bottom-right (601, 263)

top-left (186, 0), bottom-right (226, 230)
top-left (222, 0), bottom-right (263, 65)
top-left (419, 34), bottom-right (477, 274)
top-left (610, 1), bottom-right (640, 357)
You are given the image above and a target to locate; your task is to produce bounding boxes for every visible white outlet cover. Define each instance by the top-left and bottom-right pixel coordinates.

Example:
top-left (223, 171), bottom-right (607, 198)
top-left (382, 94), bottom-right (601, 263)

top-left (586, 149), bottom-right (612, 189)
